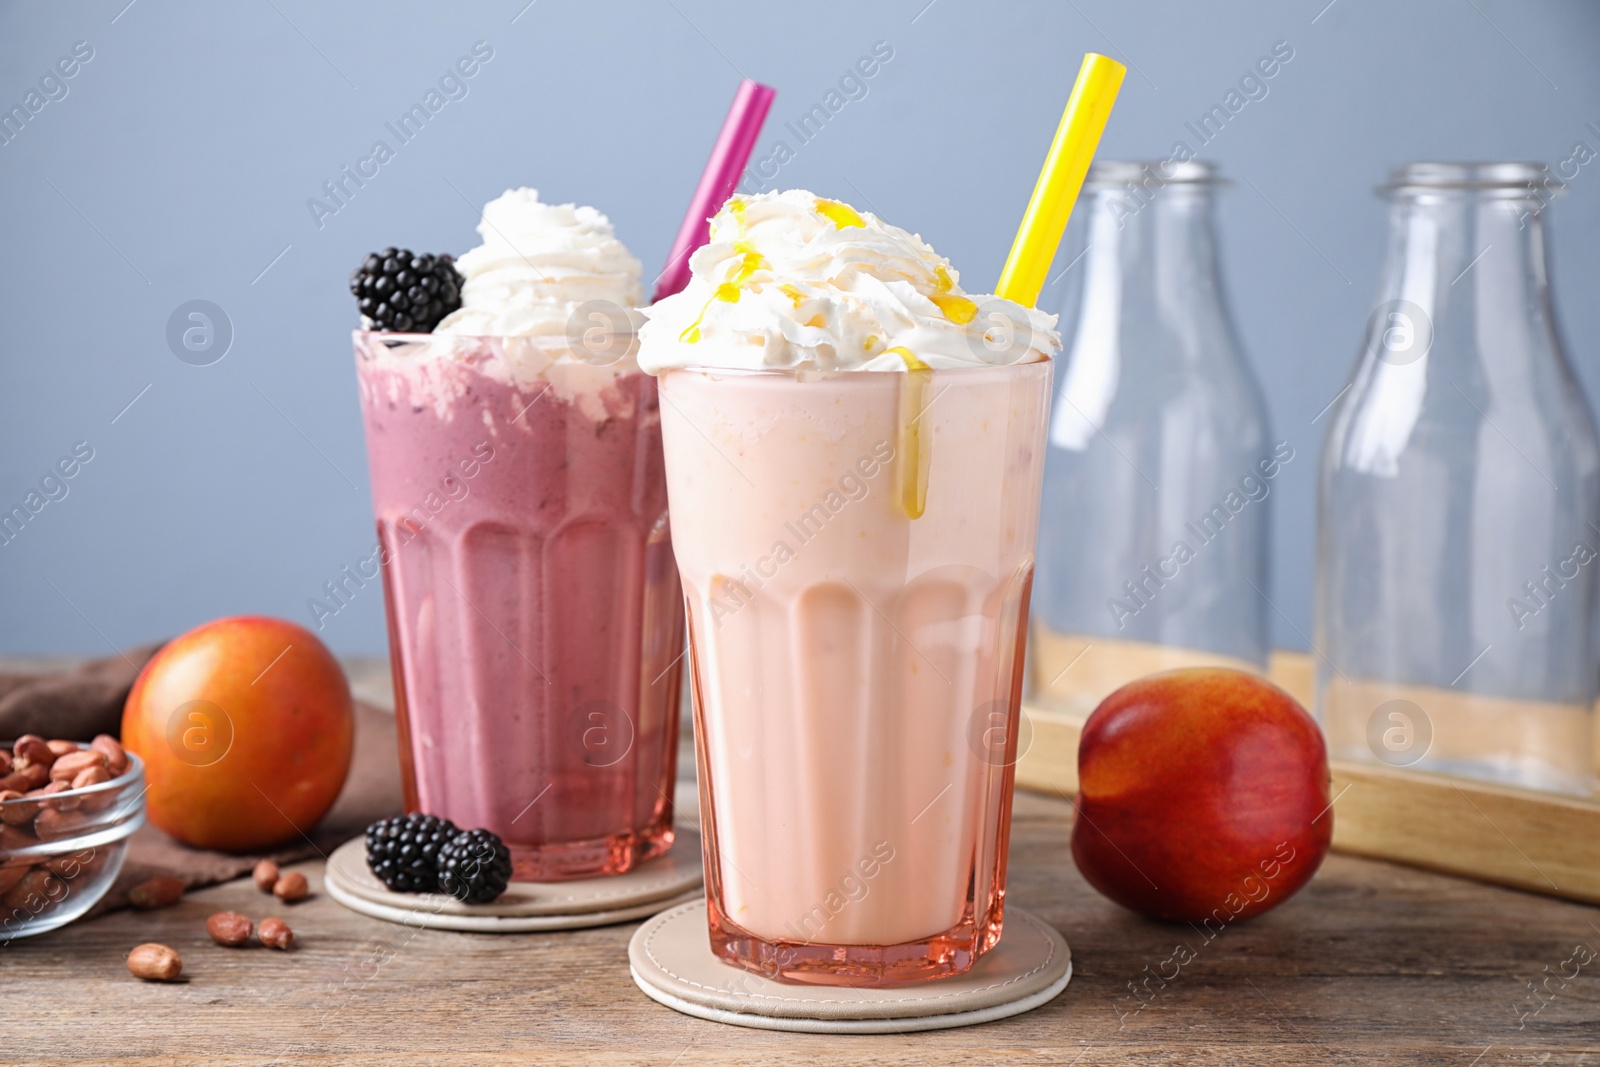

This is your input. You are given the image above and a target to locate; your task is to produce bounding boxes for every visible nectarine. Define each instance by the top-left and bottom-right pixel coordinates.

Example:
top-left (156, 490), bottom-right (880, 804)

top-left (122, 616), bottom-right (353, 852)
top-left (1071, 668), bottom-right (1332, 924)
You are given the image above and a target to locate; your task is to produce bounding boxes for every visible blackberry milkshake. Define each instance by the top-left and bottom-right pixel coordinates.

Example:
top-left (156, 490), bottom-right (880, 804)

top-left (351, 189), bottom-right (683, 881)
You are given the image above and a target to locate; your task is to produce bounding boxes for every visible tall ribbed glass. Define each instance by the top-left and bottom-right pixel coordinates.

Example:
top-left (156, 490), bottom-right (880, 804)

top-left (354, 330), bottom-right (685, 879)
top-left (659, 361), bottom-right (1051, 985)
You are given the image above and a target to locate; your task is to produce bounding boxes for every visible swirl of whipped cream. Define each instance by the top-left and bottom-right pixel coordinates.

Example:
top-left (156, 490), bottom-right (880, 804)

top-left (637, 189), bottom-right (1059, 373)
top-left (434, 187), bottom-right (643, 337)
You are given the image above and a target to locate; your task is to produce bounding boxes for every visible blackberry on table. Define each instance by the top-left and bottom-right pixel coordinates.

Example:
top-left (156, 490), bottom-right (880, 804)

top-left (349, 247), bottom-right (462, 333)
top-left (437, 828), bottom-right (512, 904)
top-left (364, 813), bottom-right (460, 894)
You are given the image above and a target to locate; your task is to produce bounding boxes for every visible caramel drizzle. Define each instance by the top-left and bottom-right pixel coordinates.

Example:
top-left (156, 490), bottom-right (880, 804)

top-left (680, 200), bottom-right (765, 343)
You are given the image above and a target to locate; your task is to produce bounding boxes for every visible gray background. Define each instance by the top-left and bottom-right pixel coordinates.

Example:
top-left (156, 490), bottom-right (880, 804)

top-left (1, 0), bottom-right (1597, 655)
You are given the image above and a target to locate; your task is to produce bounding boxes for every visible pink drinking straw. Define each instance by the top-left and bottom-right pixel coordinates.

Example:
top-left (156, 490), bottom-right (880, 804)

top-left (652, 78), bottom-right (776, 303)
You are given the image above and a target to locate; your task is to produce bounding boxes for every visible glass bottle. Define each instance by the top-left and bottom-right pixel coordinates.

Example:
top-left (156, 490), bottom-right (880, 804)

top-left (1032, 160), bottom-right (1278, 717)
top-left (1315, 162), bottom-right (1600, 795)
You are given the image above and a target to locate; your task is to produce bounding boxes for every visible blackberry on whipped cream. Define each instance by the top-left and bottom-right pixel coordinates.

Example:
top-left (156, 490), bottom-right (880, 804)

top-left (350, 248), bottom-right (463, 333)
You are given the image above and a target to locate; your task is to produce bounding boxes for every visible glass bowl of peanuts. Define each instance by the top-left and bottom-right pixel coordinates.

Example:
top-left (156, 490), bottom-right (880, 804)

top-left (0, 734), bottom-right (146, 939)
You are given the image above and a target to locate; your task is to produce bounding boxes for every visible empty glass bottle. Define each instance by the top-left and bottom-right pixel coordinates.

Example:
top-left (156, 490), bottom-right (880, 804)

top-left (1033, 160), bottom-right (1279, 716)
top-left (1315, 162), bottom-right (1600, 795)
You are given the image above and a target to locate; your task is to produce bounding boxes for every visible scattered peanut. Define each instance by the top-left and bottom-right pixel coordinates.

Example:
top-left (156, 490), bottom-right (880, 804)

top-left (128, 876), bottom-right (186, 911)
top-left (272, 871), bottom-right (309, 903)
top-left (206, 910), bottom-right (254, 946)
top-left (127, 943), bottom-right (183, 981)
top-left (258, 917), bottom-right (295, 950)
top-left (253, 859), bottom-right (280, 893)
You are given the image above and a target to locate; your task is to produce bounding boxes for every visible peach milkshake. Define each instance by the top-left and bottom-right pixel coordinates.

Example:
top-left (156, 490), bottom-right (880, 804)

top-left (639, 191), bottom-right (1057, 984)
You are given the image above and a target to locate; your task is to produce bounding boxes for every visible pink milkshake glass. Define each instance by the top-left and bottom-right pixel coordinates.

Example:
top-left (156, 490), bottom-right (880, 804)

top-left (353, 327), bottom-right (684, 881)
top-left (659, 360), bottom-right (1052, 984)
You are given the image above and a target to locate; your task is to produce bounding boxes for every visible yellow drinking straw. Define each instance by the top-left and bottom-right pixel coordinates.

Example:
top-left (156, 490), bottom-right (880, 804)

top-left (996, 53), bottom-right (1126, 308)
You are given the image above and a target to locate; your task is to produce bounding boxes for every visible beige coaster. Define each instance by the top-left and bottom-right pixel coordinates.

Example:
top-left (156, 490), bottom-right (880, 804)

top-left (324, 829), bottom-right (704, 933)
top-left (629, 901), bottom-right (1071, 1033)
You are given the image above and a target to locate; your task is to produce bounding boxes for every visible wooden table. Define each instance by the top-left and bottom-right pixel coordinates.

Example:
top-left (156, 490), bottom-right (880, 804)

top-left (6, 658), bottom-right (1599, 1063)
top-left (5, 787), bottom-right (1597, 1064)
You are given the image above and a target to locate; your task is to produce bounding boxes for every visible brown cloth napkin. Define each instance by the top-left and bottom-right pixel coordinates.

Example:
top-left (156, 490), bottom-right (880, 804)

top-left (0, 648), bottom-right (404, 915)
top-left (0, 644), bottom-right (163, 740)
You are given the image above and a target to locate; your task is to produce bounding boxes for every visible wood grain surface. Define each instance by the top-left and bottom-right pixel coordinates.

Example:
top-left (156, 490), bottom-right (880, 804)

top-left (6, 657), bottom-right (1598, 1064)
top-left (5, 786), bottom-right (1598, 1064)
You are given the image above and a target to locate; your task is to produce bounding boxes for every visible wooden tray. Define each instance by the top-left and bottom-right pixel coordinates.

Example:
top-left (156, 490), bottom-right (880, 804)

top-left (1015, 651), bottom-right (1600, 906)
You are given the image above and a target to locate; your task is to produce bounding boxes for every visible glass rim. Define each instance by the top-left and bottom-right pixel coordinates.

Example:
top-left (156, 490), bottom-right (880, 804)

top-left (353, 327), bottom-right (639, 344)
top-left (0, 745), bottom-right (143, 807)
top-left (657, 357), bottom-right (1054, 381)
top-left (1084, 159), bottom-right (1226, 188)
top-left (1378, 161), bottom-right (1561, 195)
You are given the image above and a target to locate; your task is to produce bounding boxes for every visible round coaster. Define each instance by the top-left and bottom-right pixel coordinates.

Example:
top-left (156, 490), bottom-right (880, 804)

top-left (324, 829), bottom-right (704, 933)
top-left (628, 901), bottom-right (1071, 1034)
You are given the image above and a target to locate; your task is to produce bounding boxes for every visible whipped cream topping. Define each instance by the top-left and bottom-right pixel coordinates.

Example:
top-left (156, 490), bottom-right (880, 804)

top-left (434, 187), bottom-right (643, 337)
top-left (637, 189), bottom-right (1059, 373)
top-left (356, 333), bottom-right (638, 426)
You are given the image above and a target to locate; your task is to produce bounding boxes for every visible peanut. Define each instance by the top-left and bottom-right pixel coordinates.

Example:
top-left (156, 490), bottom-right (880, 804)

top-left (33, 808), bottom-right (88, 840)
top-left (258, 917), bottom-right (294, 950)
top-left (70, 765), bottom-right (110, 792)
top-left (30, 780), bottom-right (77, 812)
top-left (76, 779), bottom-right (119, 814)
top-left (90, 734), bottom-right (130, 775)
top-left (0, 824), bottom-right (37, 851)
top-left (127, 943), bottom-right (183, 981)
top-left (0, 864), bottom-right (28, 895)
top-left (11, 735), bottom-right (54, 770)
top-left (0, 790), bottom-right (35, 825)
top-left (128, 876), bottom-right (186, 910)
top-left (0, 773), bottom-right (27, 794)
top-left (253, 859), bottom-right (280, 893)
top-left (2, 868), bottom-right (63, 910)
top-left (206, 910), bottom-right (254, 946)
top-left (46, 739), bottom-right (78, 758)
top-left (17, 764), bottom-right (48, 790)
top-left (0, 750), bottom-right (10, 774)
top-left (43, 850), bottom-right (94, 879)
top-left (48, 750), bottom-right (106, 784)
top-left (272, 871), bottom-right (309, 902)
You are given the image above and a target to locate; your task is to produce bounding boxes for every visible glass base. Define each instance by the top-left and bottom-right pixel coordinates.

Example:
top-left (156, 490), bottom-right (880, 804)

top-left (704, 885), bottom-right (1006, 987)
top-left (501, 812), bottom-right (675, 883)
